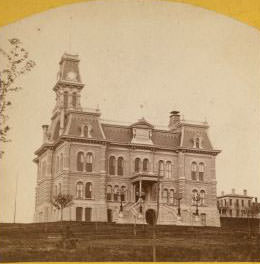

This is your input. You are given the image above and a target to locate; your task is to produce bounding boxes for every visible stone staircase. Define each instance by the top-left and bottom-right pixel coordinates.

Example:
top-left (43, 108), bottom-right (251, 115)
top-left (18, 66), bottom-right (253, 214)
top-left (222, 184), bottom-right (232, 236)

top-left (117, 200), bottom-right (145, 224)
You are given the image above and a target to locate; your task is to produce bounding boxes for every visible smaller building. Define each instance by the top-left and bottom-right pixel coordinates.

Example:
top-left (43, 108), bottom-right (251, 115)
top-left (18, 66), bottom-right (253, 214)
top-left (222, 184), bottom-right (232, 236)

top-left (217, 189), bottom-right (258, 218)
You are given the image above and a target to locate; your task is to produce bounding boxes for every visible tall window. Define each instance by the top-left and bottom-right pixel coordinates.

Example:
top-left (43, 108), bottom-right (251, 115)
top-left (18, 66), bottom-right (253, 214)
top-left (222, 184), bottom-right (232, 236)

top-left (118, 157), bottom-right (124, 176)
top-left (159, 160), bottom-right (164, 176)
top-left (77, 152), bottom-right (84, 171)
top-left (76, 182), bottom-right (83, 199)
top-left (109, 156), bottom-right (116, 175)
top-left (54, 185), bottom-right (58, 196)
top-left (120, 186), bottom-right (126, 202)
top-left (143, 158), bottom-right (149, 172)
top-left (72, 92), bottom-right (77, 108)
top-left (86, 153), bottom-right (93, 172)
top-left (169, 189), bottom-right (175, 204)
top-left (200, 190), bottom-right (205, 205)
top-left (83, 125), bottom-right (88, 137)
top-left (64, 91), bottom-right (68, 108)
top-left (56, 156), bottom-right (59, 172)
top-left (191, 162), bottom-right (197, 181)
top-left (60, 153), bottom-right (63, 171)
top-left (85, 182), bottom-right (92, 199)
top-left (58, 183), bottom-right (62, 194)
top-left (107, 185), bottom-right (112, 201)
top-left (195, 137), bottom-right (200, 148)
top-left (199, 163), bottom-right (205, 181)
top-left (162, 189), bottom-right (168, 203)
top-left (192, 189), bottom-right (198, 205)
top-left (165, 161), bottom-right (172, 178)
top-left (135, 158), bottom-right (141, 173)
top-left (114, 185), bottom-right (119, 201)
top-left (42, 161), bottom-right (47, 178)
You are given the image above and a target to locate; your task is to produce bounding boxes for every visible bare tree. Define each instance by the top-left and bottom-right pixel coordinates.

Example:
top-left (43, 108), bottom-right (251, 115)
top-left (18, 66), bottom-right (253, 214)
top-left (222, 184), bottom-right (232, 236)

top-left (0, 38), bottom-right (35, 156)
top-left (51, 193), bottom-right (73, 222)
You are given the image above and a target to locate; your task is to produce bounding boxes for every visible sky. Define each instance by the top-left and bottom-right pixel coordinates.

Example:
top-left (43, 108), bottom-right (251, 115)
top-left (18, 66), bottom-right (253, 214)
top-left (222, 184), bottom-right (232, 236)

top-left (0, 0), bottom-right (260, 223)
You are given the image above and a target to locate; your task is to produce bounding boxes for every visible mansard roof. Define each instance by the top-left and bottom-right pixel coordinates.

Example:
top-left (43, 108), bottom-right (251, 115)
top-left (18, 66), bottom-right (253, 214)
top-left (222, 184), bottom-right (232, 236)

top-left (101, 123), bottom-right (180, 148)
top-left (180, 123), bottom-right (213, 150)
top-left (37, 107), bottom-right (219, 155)
top-left (64, 111), bottom-right (105, 140)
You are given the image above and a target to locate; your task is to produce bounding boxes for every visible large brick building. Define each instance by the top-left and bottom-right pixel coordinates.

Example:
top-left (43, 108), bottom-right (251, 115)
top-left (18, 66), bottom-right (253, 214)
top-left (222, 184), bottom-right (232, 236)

top-left (34, 53), bottom-right (221, 226)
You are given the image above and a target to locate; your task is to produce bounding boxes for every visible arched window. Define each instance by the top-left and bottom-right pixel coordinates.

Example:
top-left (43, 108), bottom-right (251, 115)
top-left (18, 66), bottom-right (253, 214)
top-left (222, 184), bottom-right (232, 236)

top-left (165, 161), bottom-right (172, 178)
top-left (200, 190), bottom-right (205, 205)
top-left (159, 160), bottom-right (164, 176)
top-left (76, 182), bottom-right (83, 199)
top-left (114, 185), bottom-right (119, 201)
top-left (120, 186), bottom-right (126, 202)
top-left (64, 91), bottom-right (68, 108)
top-left (56, 156), bottom-right (59, 172)
top-left (42, 161), bottom-right (46, 178)
top-left (169, 189), bottom-right (175, 204)
top-left (143, 158), bottom-right (149, 172)
top-left (192, 189), bottom-right (198, 205)
top-left (162, 188), bottom-right (168, 203)
top-left (86, 153), bottom-right (93, 172)
top-left (109, 156), bottom-right (116, 175)
top-left (135, 158), bottom-right (141, 173)
top-left (191, 162), bottom-right (197, 181)
top-left (107, 185), bottom-right (112, 201)
top-left (77, 152), bottom-right (84, 171)
top-left (85, 182), bottom-right (92, 199)
top-left (60, 153), bottom-right (63, 171)
top-left (199, 163), bottom-right (205, 181)
top-left (118, 157), bottom-right (124, 176)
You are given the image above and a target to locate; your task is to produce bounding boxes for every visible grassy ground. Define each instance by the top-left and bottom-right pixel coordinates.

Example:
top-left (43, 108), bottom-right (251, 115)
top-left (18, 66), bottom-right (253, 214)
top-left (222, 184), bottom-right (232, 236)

top-left (0, 222), bottom-right (259, 262)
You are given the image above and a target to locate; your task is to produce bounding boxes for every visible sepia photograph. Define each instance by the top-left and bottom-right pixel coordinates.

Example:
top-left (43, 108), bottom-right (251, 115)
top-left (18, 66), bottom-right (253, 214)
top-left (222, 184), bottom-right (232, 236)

top-left (0, 0), bottom-right (260, 262)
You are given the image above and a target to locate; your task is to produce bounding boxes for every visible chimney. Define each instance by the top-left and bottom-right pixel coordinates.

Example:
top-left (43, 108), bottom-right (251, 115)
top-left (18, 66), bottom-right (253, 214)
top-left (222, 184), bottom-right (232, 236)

top-left (255, 197), bottom-right (258, 203)
top-left (221, 191), bottom-right (224, 196)
top-left (243, 189), bottom-right (247, 196)
top-left (168, 110), bottom-right (181, 130)
top-left (232, 188), bottom-right (235, 195)
top-left (42, 125), bottom-right (49, 143)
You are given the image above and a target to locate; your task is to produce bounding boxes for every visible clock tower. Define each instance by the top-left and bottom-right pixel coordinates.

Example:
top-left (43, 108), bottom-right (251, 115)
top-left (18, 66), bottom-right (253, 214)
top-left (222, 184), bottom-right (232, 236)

top-left (51, 53), bottom-right (85, 135)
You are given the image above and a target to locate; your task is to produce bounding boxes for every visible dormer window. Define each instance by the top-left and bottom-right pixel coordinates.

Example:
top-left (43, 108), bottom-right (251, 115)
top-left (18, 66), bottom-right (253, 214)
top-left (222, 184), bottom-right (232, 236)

top-left (80, 124), bottom-right (92, 138)
top-left (130, 118), bottom-right (154, 145)
top-left (193, 136), bottom-right (202, 149)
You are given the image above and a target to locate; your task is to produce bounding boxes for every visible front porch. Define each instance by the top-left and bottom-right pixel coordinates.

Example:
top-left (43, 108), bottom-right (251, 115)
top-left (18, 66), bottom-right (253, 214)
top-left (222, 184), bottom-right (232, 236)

top-left (115, 173), bottom-right (181, 225)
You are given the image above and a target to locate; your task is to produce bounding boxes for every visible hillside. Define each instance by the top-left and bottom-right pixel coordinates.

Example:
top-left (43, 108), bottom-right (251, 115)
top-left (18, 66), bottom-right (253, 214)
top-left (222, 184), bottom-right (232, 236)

top-left (0, 220), bottom-right (259, 262)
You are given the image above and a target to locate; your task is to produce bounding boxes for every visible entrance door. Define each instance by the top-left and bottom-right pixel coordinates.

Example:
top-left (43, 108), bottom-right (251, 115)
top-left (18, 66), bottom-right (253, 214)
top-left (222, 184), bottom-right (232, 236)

top-left (107, 209), bottom-right (113, 223)
top-left (201, 213), bottom-right (206, 226)
top-left (145, 209), bottom-right (156, 225)
top-left (85, 208), bottom-right (92, 222)
top-left (76, 207), bottom-right (83, 221)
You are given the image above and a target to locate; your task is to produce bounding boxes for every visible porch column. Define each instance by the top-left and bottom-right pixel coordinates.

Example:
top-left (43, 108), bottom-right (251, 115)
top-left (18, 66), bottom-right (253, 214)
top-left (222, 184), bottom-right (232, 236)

top-left (139, 180), bottom-right (142, 198)
top-left (132, 184), bottom-right (135, 202)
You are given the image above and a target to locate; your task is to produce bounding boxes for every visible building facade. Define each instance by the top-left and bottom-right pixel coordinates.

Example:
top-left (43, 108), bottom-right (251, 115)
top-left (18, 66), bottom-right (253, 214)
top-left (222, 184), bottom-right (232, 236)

top-left (34, 53), bottom-right (221, 226)
top-left (217, 189), bottom-right (259, 218)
